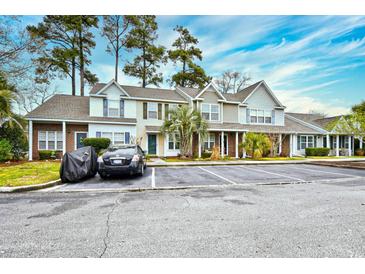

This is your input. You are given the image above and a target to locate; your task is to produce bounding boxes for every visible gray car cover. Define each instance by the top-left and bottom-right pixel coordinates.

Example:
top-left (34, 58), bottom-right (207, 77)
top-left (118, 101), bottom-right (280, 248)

top-left (60, 146), bottom-right (98, 183)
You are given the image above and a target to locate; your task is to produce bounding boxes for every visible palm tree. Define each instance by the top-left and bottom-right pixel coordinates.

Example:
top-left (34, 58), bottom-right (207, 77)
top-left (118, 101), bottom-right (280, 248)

top-left (0, 89), bottom-right (22, 128)
top-left (240, 132), bottom-right (271, 159)
top-left (160, 105), bottom-right (208, 158)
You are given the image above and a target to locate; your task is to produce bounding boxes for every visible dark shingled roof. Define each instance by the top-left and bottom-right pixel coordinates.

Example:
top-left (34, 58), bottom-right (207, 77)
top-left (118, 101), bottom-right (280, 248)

top-left (25, 94), bottom-right (137, 123)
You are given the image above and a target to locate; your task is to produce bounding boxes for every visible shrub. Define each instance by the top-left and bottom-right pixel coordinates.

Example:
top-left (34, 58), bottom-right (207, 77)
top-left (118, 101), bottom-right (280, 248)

top-left (239, 132), bottom-right (271, 159)
top-left (210, 145), bottom-right (220, 160)
top-left (305, 147), bottom-right (330, 157)
top-left (0, 119), bottom-right (28, 160)
top-left (39, 150), bottom-right (56, 160)
top-left (201, 151), bottom-right (212, 159)
top-left (355, 149), bottom-right (365, 156)
top-left (81, 137), bottom-right (111, 154)
top-left (0, 139), bottom-right (13, 162)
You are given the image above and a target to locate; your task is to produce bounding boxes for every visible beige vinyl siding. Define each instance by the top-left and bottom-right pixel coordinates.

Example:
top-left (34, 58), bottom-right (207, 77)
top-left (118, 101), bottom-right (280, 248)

top-left (223, 104), bottom-right (239, 123)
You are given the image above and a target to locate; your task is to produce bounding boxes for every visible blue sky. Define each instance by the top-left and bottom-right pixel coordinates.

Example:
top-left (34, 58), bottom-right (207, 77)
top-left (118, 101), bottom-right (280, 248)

top-left (23, 16), bottom-right (365, 115)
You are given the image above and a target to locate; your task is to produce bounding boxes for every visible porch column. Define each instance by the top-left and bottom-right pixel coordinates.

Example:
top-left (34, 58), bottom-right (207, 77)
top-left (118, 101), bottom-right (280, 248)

top-left (278, 134), bottom-right (282, 156)
top-left (198, 133), bottom-right (202, 158)
top-left (28, 120), bottom-right (33, 161)
top-left (348, 135), bottom-right (352, 156)
top-left (242, 132), bottom-right (246, 158)
top-left (360, 137), bottom-right (363, 149)
top-left (289, 134), bottom-right (293, 157)
top-left (221, 131), bottom-right (224, 158)
top-left (235, 131), bottom-right (238, 159)
top-left (62, 121), bottom-right (66, 156)
top-left (336, 135), bottom-right (340, 157)
top-left (326, 134), bottom-right (330, 148)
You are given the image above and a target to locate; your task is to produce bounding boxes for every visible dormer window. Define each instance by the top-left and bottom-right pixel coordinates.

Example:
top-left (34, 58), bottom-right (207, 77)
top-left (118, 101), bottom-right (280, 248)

top-left (201, 103), bottom-right (220, 121)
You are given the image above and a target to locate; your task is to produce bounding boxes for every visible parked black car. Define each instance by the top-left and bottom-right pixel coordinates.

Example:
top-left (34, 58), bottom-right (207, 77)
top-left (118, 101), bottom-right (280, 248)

top-left (97, 144), bottom-right (146, 178)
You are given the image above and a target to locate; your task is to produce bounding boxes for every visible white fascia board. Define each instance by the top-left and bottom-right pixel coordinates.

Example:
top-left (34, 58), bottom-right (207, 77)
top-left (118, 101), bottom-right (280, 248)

top-left (95, 79), bottom-right (131, 97)
top-left (218, 100), bottom-right (241, 105)
top-left (286, 114), bottom-right (328, 134)
top-left (207, 128), bottom-right (248, 132)
top-left (242, 80), bottom-right (285, 108)
top-left (195, 82), bottom-right (226, 101)
top-left (126, 97), bottom-right (188, 103)
top-left (26, 117), bottom-right (137, 125)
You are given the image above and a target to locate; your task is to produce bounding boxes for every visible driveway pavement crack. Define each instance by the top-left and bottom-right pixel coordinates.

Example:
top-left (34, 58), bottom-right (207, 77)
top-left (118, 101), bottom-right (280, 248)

top-left (99, 196), bottom-right (120, 258)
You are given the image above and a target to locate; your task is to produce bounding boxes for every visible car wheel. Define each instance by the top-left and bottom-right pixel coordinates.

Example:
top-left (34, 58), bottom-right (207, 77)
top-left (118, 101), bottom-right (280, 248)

top-left (99, 173), bottom-right (107, 179)
top-left (139, 163), bottom-right (144, 176)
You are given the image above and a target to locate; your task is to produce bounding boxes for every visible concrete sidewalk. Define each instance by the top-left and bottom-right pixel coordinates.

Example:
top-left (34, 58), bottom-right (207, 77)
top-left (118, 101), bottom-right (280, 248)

top-left (146, 157), bottom-right (365, 167)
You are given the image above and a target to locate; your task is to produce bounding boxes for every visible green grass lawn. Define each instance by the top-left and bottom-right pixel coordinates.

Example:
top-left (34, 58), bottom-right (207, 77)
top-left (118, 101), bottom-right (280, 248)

top-left (306, 156), bottom-right (365, 159)
top-left (0, 161), bottom-right (61, 187)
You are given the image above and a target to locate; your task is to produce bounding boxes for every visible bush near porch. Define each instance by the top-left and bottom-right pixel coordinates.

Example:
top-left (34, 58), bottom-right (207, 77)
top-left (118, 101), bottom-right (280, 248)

top-left (82, 138), bottom-right (111, 154)
top-left (0, 161), bottom-right (60, 187)
top-left (305, 147), bottom-right (330, 156)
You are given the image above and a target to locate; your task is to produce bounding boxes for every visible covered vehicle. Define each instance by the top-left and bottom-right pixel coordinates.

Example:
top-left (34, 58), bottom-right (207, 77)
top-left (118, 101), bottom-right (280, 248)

top-left (60, 146), bottom-right (98, 183)
top-left (98, 144), bottom-right (146, 178)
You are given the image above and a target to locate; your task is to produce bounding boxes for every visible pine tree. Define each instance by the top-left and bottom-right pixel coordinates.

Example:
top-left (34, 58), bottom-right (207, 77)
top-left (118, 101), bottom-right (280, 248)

top-left (101, 15), bottom-right (133, 82)
top-left (168, 26), bottom-right (211, 88)
top-left (123, 16), bottom-right (167, 87)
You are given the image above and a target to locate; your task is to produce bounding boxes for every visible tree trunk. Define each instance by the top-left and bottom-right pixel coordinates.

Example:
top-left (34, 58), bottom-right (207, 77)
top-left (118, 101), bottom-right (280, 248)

top-left (142, 47), bottom-right (146, 88)
top-left (182, 60), bottom-right (186, 87)
top-left (115, 48), bottom-right (119, 82)
top-left (78, 25), bottom-right (85, 96)
top-left (71, 58), bottom-right (76, 96)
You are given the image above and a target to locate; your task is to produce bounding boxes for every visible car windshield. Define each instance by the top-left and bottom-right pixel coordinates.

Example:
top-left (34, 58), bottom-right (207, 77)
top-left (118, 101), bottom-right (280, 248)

top-left (107, 146), bottom-right (136, 154)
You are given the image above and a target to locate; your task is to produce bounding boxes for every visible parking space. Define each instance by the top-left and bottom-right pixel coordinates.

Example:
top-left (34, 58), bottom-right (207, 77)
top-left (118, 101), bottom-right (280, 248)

top-left (50, 163), bottom-right (365, 192)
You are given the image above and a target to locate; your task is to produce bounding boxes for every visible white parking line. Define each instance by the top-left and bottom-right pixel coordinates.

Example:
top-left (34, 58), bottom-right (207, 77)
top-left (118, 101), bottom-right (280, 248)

top-left (289, 165), bottom-right (360, 178)
top-left (151, 167), bottom-right (156, 188)
top-left (198, 167), bottom-right (237, 185)
top-left (239, 165), bottom-right (305, 182)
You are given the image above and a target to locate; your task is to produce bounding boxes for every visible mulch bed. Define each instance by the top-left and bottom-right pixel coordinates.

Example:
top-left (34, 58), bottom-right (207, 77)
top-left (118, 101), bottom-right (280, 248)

top-left (311, 161), bottom-right (365, 170)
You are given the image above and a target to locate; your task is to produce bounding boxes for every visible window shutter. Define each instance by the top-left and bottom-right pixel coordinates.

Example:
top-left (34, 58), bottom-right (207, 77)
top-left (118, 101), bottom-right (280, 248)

top-left (120, 99), bottom-right (124, 117)
top-left (297, 135), bottom-right (300, 150)
top-left (165, 104), bottom-right (169, 119)
top-left (125, 132), bottom-right (130, 144)
top-left (143, 102), bottom-right (147, 119)
top-left (158, 103), bottom-right (162, 120)
top-left (96, 131), bottom-right (101, 138)
top-left (272, 110), bottom-right (275, 124)
top-left (103, 99), bottom-right (108, 117)
top-left (314, 136), bottom-right (317, 147)
top-left (246, 108), bottom-right (250, 124)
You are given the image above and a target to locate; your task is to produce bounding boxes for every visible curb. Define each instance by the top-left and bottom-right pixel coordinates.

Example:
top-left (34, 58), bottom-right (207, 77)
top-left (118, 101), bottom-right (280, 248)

top-left (147, 160), bottom-right (310, 167)
top-left (0, 179), bottom-right (61, 193)
top-left (308, 162), bottom-right (365, 170)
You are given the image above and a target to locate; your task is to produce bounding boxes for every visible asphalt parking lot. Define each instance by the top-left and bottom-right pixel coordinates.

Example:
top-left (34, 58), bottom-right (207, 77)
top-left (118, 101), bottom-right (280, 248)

top-left (50, 164), bottom-right (365, 192)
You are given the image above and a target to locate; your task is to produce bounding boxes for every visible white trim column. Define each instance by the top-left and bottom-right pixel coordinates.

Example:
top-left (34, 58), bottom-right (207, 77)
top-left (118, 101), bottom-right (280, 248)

top-left (242, 132), bottom-right (246, 158)
top-left (336, 135), bottom-right (340, 157)
top-left (198, 133), bottom-right (202, 158)
top-left (289, 134), bottom-right (293, 157)
top-left (293, 134), bottom-right (298, 153)
top-left (348, 135), bottom-right (352, 156)
top-left (235, 131), bottom-right (238, 159)
top-left (62, 121), bottom-right (66, 156)
top-left (278, 134), bottom-right (282, 156)
top-left (360, 137), bottom-right (363, 149)
top-left (28, 120), bottom-right (33, 161)
top-left (326, 134), bottom-right (330, 149)
top-left (221, 131), bottom-right (224, 158)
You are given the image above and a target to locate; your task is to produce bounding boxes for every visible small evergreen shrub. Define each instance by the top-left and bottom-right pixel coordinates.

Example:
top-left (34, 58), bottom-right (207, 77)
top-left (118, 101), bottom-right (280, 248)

top-left (39, 150), bottom-right (56, 160)
top-left (82, 138), bottom-right (111, 154)
top-left (355, 149), bottom-right (365, 156)
top-left (201, 151), bottom-right (212, 159)
top-left (0, 139), bottom-right (13, 162)
top-left (305, 147), bottom-right (330, 156)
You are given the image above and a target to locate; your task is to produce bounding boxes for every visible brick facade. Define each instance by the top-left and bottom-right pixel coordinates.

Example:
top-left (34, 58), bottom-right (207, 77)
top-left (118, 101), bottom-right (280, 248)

top-left (32, 122), bottom-right (88, 160)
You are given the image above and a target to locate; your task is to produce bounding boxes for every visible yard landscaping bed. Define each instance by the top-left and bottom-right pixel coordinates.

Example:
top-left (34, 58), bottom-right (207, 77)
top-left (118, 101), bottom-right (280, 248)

top-left (311, 160), bottom-right (365, 169)
top-left (0, 161), bottom-right (60, 187)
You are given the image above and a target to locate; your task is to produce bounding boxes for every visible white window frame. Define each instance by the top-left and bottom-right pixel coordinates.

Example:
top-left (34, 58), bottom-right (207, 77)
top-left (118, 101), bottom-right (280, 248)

top-left (38, 130), bottom-right (63, 151)
top-left (201, 103), bottom-right (220, 122)
top-left (249, 108), bottom-right (272, 124)
top-left (148, 102), bottom-right (158, 119)
top-left (168, 103), bottom-right (178, 119)
top-left (203, 133), bottom-right (215, 151)
top-left (99, 131), bottom-right (130, 145)
top-left (168, 133), bottom-right (180, 150)
top-left (299, 135), bottom-right (315, 150)
top-left (108, 99), bottom-right (120, 117)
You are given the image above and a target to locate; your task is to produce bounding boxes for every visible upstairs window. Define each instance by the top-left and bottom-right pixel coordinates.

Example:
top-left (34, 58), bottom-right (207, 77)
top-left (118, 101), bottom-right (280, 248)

top-left (249, 109), bottom-right (272, 124)
top-left (108, 100), bottom-right (119, 117)
top-left (201, 103), bottom-right (220, 121)
top-left (148, 102), bottom-right (158, 119)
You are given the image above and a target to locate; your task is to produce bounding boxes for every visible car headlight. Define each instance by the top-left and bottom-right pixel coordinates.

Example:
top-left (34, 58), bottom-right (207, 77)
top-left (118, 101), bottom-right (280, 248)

top-left (97, 156), bottom-right (104, 163)
top-left (132, 154), bottom-right (140, 162)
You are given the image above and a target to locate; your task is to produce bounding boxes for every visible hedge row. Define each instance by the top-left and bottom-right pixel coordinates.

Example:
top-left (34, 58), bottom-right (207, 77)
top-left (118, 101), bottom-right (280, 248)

top-left (39, 150), bottom-right (57, 160)
top-left (82, 138), bottom-right (111, 154)
top-left (305, 147), bottom-right (330, 156)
